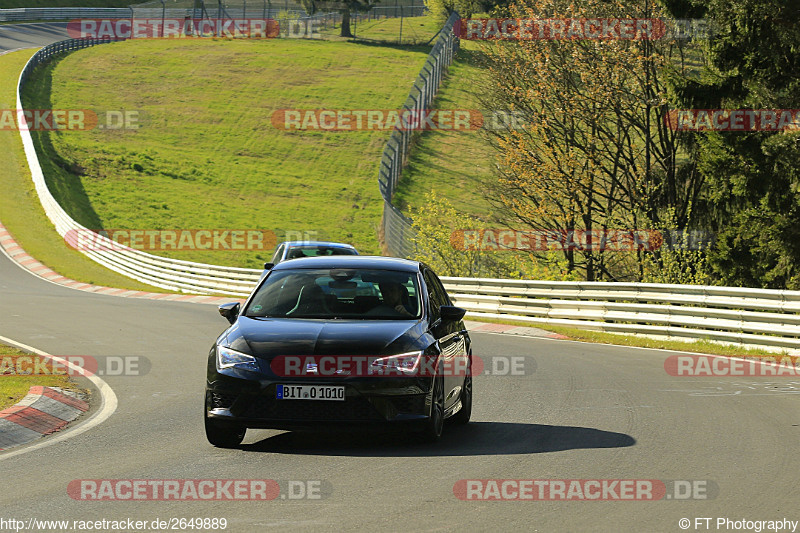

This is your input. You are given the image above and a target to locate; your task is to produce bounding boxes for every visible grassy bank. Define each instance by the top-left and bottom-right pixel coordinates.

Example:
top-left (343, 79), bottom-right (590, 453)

top-left (23, 38), bottom-right (431, 268)
top-left (0, 49), bottom-right (160, 290)
top-left (392, 40), bottom-right (496, 219)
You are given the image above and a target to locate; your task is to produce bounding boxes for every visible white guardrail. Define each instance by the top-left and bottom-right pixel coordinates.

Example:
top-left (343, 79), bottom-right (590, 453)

top-left (442, 278), bottom-right (800, 351)
top-left (14, 38), bottom-right (800, 352)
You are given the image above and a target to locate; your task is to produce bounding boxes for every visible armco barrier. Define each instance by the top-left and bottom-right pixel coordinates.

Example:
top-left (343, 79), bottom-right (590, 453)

top-left (441, 277), bottom-right (800, 351)
top-left (13, 34), bottom-right (800, 352)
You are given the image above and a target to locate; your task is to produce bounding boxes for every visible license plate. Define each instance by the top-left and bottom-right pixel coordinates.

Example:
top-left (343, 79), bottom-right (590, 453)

top-left (277, 384), bottom-right (345, 401)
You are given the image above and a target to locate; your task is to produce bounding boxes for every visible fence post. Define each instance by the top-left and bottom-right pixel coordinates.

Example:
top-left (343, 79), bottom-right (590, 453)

top-left (398, 5), bottom-right (403, 44)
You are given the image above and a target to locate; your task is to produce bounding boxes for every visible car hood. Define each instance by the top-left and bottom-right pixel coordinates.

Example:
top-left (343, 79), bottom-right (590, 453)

top-left (224, 317), bottom-right (425, 359)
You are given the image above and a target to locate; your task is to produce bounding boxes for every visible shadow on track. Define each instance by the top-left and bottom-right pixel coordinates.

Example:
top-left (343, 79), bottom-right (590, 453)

top-left (239, 421), bottom-right (636, 457)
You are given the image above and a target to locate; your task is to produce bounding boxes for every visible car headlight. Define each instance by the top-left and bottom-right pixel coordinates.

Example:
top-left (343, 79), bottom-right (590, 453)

top-left (216, 346), bottom-right (259, 372)
top-left (370, 351), bottom-right (424, 374)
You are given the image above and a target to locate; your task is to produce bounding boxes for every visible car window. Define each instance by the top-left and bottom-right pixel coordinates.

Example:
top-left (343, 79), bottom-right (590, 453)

top-left (270, 244), bottom-right (285, 264)
top-left (286, 246), bottom-right (356, 259)
top-left (423, 269), bottom-right (446, 322)
top-left (429, 270), bottom-right (452, 306)
top-left (245, 268), bottom-right (421, 320)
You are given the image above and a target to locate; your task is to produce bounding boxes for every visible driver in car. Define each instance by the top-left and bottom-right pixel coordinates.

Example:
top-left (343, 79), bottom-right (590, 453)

top-left (377, 281), bottom-right (413, 317)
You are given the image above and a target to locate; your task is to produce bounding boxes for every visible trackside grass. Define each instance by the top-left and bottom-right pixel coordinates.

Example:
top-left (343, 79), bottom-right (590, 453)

top-left (0, 49), bottom-right (160, 291)
top-left (0, 344), bottom-right (79, 411)
top-left (23, 38), bottom-right (431, 268)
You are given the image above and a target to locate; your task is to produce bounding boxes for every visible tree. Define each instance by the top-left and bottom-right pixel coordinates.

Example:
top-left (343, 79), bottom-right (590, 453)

top-left (409, 191), bottom-right (575, 279)
top-left (425, 0), bottom-right (484, 25)
top-left (663, 0), bottom-right (800, 288)
top-left (477, 0), bottom-right (705, 281)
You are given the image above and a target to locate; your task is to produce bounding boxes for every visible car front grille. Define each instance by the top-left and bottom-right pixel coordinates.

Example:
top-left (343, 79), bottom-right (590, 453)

top-left (241, 394), bottom-right (383, 422)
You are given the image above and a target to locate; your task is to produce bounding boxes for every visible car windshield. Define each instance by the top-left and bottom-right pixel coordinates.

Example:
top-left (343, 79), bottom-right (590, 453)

top-left (284, 246), bottom-right (357, 260)
top-left (245, 268), bottom-right (421, 320)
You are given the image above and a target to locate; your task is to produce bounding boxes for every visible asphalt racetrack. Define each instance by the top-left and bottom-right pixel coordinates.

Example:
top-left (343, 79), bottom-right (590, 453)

top-left (1, 246), bottom-right (799, 532)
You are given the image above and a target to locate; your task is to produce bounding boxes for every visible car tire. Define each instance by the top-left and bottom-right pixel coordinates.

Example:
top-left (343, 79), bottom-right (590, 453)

top-left (417, 374), bottom-right (445, 443)
top-left (204, 410), bottom-right (246, 448)
top-left (452, 369), bottom-right (472, 425)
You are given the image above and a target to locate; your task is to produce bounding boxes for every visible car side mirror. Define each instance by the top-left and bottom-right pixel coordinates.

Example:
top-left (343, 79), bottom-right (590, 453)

top-left (440, 305), bottom-right (466, 322)
top-left (218, 302), bottom-right (240, 324)
top-left (263, 262), bottom-right (274, 270)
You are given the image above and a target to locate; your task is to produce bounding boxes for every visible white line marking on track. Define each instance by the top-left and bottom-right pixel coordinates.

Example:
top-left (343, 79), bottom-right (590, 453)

top-left (0, 334), bottom-right (118, 461)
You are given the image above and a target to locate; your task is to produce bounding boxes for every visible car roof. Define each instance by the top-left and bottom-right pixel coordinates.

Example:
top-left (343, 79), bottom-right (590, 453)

top-left (270, 255), bottom-right (420, 272)
top-left (281, 241), bottom-right (357, 249)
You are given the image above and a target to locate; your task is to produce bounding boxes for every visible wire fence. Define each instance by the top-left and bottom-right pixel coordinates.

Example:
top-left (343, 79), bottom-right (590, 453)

top-left (0, 1), bottom-right (425, 24)
top-left (274, 5), bottom-right (428, 40)
top-left (0, 8), bottom-right (129, 21)
top-left (379, 10), bottom-right (460, 258)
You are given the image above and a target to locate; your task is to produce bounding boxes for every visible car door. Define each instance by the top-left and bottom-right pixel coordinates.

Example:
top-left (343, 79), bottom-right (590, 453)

top-left (423, 268), bottom-right (467, 412)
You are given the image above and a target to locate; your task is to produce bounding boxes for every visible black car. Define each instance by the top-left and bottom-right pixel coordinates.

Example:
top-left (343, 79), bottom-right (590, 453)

top-left (205, 256), bottom-right (472, 447)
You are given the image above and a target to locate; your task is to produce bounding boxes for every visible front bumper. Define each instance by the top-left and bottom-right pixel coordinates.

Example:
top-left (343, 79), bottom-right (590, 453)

top-left (206, 378), bottom-right (432, 430)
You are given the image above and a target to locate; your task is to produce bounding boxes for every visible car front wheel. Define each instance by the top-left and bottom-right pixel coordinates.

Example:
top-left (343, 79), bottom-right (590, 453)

top-left (417, 375), bottom-right (444, 443)
top-left (452, 370), bottom-right (472, 425)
